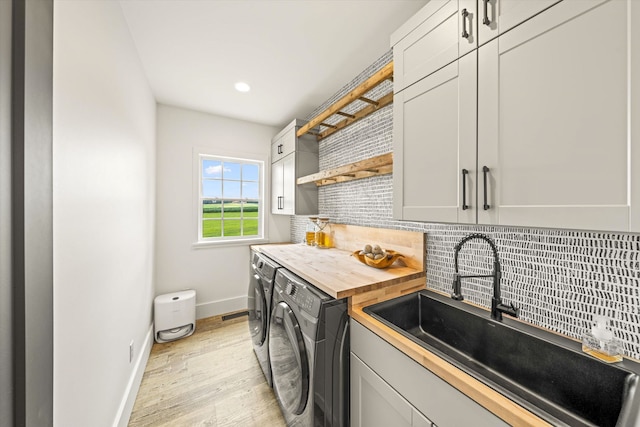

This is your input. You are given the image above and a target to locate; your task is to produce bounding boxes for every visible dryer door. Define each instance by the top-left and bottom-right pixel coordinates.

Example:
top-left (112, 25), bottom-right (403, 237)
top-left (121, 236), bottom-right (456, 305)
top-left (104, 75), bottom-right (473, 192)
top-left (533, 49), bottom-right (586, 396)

top-left (248, 272), bottom-right (267, 346)
top-left (269, 300), bottom-right (309, 416)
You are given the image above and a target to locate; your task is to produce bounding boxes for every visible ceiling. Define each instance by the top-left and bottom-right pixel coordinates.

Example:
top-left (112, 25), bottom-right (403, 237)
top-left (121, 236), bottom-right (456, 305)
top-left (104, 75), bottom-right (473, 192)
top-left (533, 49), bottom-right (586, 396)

top-left (118, 0), bottom-right (428, 129)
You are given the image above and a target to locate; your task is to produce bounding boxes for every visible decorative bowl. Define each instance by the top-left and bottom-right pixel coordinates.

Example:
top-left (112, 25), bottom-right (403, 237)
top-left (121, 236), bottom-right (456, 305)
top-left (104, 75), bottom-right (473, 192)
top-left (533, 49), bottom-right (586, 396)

top-left (352, 249), bottom-right (404, 269)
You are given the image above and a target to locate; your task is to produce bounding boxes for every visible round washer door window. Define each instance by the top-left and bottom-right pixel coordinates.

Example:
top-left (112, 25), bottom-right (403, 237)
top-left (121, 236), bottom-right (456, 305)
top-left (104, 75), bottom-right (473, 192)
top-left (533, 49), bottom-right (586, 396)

top-left (248, 274), bottom-right (267, 347)
top-left (269, 300), bottom-right (309, 415)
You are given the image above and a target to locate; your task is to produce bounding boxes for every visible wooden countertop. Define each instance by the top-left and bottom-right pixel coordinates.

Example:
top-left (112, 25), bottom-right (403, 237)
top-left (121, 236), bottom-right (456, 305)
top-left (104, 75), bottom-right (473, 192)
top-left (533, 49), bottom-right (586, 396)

top-left (252, 243), bottom-right (425, 299)
top-left (350, 297), bottom-right (552, 427)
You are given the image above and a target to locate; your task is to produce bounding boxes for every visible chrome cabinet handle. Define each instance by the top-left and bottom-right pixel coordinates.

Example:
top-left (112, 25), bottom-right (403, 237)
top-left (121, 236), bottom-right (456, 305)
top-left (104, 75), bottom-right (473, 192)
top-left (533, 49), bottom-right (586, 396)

top-left (462, 169), bottom-right (469, 210)
top-left (483, 166), bottom-right (490, 210)
top-left (461, 9), bottom-right (470, 39)
top-left (277, 196), bottom-right (283, 210)
top-left (483, 0), bottom-right (491, 26)
top-left (277, 144), bottom-right (283, 154)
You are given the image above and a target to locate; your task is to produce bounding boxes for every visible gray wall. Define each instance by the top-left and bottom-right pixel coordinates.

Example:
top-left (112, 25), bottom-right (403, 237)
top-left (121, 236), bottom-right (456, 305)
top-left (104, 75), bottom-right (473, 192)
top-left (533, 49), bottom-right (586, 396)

top-left (0, 0), bottom-right (13, 424)
top-left (292, 50), bottom-right (640, 360)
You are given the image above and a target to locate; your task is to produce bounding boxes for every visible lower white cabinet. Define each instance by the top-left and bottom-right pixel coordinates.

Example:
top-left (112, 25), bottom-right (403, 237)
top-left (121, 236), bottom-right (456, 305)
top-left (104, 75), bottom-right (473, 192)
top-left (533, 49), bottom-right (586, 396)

top-left (351, 353), bottom-right (432, 427)
top-left (350, 320), bottom-right (508, 427)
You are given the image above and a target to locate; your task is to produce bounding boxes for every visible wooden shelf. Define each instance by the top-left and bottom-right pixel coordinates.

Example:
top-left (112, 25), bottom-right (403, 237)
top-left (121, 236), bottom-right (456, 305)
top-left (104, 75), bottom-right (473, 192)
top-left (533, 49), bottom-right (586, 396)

top-left (297, 61), bottom-right (394, 141)
top-left (295, 62), bottom-right (394, 187)
top-left (296, 153), bottom-right (392, 187)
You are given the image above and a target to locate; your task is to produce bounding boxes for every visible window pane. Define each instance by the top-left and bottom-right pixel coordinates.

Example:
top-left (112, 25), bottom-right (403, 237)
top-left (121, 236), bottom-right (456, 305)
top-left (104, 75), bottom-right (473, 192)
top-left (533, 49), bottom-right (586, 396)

top-left (202, 179), bottom-right (222, 198)
top-left (223, 181), bottom-right (241, 200)
top-left (243, 163), bottom-right (259, 181)
top-left (224, 162), bottom-right (241, 180)
top-left (243, 201), bottom-right (259, 217)
top-left (202, 219), bottom-right (222, 238)
top-left (243, 182), bottom-right (259, 200)
top-left (202, 200), bottom-right (221, 218)
top-left (223, 220), bottom-right (241, 237)
top-left (221, 202), bottom-right (242, 218)
top-left (203, 160), bottom-right (222, 178)
top-left (243, 219), bottom-right (258, 236)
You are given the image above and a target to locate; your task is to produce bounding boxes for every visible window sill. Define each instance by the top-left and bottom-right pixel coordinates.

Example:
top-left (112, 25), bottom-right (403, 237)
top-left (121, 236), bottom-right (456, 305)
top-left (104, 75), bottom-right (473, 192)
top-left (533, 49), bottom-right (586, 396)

top-left (192, 238), bottom-right (270, 249)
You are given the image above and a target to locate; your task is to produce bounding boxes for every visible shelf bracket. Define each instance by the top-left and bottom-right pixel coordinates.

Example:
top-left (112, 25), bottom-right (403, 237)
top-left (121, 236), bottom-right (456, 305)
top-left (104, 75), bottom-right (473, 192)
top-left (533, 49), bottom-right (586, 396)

top-left (358, 96), bottom-right (379, 106)
top-left (336, 111), bottom-right (356, 119)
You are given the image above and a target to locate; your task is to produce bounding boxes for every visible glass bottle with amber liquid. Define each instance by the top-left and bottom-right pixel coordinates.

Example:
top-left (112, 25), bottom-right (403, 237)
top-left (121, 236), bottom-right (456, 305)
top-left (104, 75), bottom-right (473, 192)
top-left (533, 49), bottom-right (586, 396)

top-left (306, 217), bottom-right (318, 246)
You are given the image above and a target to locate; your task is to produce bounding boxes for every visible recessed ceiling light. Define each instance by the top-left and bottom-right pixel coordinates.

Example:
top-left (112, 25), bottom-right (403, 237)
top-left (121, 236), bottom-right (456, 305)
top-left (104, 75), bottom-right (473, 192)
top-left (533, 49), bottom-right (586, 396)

top-left (235, 82), bottom-right (251, 93)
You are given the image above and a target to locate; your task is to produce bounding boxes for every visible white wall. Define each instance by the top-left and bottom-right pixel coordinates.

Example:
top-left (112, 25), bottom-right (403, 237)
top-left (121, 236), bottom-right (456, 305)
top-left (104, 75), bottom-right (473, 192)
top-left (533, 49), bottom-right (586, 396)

top-left (53, 2), bottom-right (156, 426)
top-left (156, 104), bottom-right (290, 318)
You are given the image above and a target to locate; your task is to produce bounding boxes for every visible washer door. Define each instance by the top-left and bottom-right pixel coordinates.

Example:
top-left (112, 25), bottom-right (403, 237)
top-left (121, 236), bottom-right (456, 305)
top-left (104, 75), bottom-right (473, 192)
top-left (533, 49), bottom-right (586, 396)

top-left (269, 300), bottom-right (309, 416)
top-left (248, 273), bottom-right (267, 346)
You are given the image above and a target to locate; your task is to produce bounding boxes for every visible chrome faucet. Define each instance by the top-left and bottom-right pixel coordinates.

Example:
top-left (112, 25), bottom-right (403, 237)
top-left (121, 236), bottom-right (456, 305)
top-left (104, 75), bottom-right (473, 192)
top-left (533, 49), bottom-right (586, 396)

top-left (452, 233), bottom-right (518, 321)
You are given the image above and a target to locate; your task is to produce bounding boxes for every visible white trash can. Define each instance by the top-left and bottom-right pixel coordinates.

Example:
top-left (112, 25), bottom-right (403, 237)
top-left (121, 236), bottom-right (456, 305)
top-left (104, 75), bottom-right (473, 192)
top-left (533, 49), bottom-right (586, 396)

top-left (154, 290), bottom-right (196, 343)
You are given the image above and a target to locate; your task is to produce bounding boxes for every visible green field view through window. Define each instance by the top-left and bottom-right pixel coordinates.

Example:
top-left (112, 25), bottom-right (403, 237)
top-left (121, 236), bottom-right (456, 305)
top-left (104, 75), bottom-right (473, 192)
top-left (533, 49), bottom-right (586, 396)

top-left (202, 202), bottom-right (259, 238)
top-left (199, 156), bottom-right (263, 241)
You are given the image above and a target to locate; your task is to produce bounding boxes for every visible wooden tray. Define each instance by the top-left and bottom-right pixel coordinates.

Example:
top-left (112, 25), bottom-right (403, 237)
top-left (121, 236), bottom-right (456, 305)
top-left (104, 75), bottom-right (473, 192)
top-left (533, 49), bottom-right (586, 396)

top-left (352, 249), bottom-right (404, 269)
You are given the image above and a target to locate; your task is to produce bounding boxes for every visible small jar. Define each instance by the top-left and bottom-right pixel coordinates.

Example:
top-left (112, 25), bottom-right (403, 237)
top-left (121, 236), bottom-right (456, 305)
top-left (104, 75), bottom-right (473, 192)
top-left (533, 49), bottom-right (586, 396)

top-left (306, 217), bottom-right (318, 246)
top-left (316, 217), bottom-right (330, 248)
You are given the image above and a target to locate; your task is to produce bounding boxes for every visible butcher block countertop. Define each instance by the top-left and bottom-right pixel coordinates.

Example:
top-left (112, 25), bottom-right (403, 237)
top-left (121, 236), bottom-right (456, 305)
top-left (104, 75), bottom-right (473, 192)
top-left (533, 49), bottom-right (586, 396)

top-left (252, 243), bottom-right (425, 299)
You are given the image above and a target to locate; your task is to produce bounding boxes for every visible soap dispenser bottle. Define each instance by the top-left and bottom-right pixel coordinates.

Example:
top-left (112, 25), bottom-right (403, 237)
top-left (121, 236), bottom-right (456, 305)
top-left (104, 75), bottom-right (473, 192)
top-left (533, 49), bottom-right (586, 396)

top-left (582, 316), bottom-right (623, 363)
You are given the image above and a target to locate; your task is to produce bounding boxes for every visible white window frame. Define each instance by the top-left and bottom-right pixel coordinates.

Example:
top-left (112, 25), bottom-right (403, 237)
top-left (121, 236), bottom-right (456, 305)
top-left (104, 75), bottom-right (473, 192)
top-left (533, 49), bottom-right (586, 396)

top-left (193, 150), bottom-right (267, 247)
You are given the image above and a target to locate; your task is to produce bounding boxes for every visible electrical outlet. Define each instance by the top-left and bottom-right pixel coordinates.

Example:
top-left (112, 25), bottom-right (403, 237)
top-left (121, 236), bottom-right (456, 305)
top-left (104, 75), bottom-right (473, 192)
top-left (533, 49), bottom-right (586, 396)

top-left (129, 340), bottom-right (134, 363)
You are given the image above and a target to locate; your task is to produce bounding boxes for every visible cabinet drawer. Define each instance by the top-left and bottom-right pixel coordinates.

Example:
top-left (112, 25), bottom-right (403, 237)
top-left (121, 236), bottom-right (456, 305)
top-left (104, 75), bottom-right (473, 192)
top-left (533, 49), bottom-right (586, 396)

top-left (271, 127), bottom-right (296, 162)
top-left (392, 0), bottom-right (476, 93)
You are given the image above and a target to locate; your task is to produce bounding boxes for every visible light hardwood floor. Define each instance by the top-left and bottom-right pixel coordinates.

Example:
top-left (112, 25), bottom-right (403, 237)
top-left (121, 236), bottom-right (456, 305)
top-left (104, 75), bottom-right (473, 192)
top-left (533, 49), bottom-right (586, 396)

top-left (129, 315), bottom-right (286, 426)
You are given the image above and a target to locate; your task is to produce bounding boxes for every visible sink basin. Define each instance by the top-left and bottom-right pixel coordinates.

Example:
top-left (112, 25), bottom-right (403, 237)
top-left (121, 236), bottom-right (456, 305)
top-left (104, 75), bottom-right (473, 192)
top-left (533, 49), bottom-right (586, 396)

top-left (364, 290), bottom-right (640, 427)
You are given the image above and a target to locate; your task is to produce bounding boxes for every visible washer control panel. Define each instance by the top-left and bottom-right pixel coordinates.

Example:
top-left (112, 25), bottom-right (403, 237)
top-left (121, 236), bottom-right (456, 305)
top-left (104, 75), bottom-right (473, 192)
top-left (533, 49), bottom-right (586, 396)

top-left (275, 269), bottom-right (330, 317)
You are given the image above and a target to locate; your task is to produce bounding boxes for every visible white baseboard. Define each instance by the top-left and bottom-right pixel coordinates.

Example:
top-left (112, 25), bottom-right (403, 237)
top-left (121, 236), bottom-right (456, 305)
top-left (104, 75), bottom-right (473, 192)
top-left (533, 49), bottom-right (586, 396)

top-left (196, 295), bottom-right (247, 319)
top-left (113, 324), bottom-right (154, 427)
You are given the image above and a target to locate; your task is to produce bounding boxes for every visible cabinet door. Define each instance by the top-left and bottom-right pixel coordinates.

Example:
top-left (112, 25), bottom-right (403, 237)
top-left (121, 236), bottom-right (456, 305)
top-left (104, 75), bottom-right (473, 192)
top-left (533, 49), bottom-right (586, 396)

top-left (393, 0), bottom-right (476, 93)
top-left (477, 0), bottom-right (562, 46)
top-left (271, 159), bottom-right (285, 214)
top-left (478, 0), bottom-right (633, 231)
top-left (281, 153), bottom-right (295, 215)
top-left (412, 409), bottom-right (433, 427)
top-left (351, 320), bottom-right (508, 427)
top-left (393, 51), bottom-right (476, 224)
top-left (350, 353), bottom-right (413, 427)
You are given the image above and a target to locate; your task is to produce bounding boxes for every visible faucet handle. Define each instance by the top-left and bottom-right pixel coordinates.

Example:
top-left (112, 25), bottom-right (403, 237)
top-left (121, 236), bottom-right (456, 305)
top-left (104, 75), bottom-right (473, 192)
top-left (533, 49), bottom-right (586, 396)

top-left (498, 301), bottom-right (519, 318)
top-left (451, 274), bottom-right (464, 301)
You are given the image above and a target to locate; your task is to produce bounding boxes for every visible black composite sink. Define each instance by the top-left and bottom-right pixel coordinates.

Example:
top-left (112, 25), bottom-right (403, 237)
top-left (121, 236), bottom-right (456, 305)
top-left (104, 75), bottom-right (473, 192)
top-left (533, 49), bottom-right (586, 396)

top-left (364, 290), bottom-right (640, 427)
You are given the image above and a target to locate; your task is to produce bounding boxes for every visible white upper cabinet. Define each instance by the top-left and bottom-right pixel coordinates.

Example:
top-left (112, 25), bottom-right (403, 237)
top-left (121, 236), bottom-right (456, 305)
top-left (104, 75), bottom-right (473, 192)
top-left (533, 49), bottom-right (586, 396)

top-left (477, 0), bottom-right (562, 45)
top-left (270, 119), bottom-right (318, 215)
top-left (392, 0), bottom-right (477, 93)
top-left (478, 0), bottom-right (638, 231)
top-left (393, 0), bottom-right (640, 232)
top-left (393, 53), bottom-right (477, 224)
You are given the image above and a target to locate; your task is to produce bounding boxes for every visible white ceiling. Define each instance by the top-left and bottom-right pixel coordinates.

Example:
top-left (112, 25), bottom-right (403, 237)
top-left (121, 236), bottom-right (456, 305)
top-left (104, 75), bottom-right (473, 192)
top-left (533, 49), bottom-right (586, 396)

top-left (119, 0), bottom-right (428, 129)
